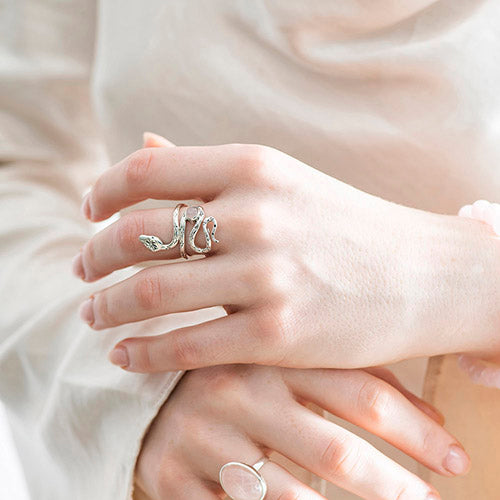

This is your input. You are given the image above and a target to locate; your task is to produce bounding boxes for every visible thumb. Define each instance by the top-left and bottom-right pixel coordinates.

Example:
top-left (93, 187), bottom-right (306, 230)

top-left (142, 131), bottom-right (175, 148)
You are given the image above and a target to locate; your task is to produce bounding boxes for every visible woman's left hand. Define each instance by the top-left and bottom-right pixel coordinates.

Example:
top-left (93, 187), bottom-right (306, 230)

top-left (73, 135), bottom-right (500, 373)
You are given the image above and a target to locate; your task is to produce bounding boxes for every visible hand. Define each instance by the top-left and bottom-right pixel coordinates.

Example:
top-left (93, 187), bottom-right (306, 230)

top-left (134, 364), bottom-right (468, 500)
top-left (74, 135), bottom-right (500, 372)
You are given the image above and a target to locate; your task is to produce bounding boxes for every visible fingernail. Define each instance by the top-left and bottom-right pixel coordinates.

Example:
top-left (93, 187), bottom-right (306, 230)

top-left (109, 346), bottom-right (129, 368)
top-left (443, 444), bottom-right (471, 475)
top-left (79, 296), bottom-right (95, 326)
top-left (426, 494), bottom-right (440, 500)
top-left (143, 131), bottom-right (155, 147)
top-left (81, 192), bottom-right (91, 219)
top-left (72, 252), bottom-right (85, 280)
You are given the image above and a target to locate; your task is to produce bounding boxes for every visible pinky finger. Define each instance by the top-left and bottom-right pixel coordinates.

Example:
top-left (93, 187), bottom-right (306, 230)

top-left (175, 482), bottom-right (221, 500)
top-left (152, 476), bottom-right (221, 500)
top-left (109, 313), bottom-right (269, 373)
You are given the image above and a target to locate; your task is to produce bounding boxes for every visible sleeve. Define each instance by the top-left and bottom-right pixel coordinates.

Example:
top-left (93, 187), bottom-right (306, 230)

top-left (0, 2), bottom-right (224, 499)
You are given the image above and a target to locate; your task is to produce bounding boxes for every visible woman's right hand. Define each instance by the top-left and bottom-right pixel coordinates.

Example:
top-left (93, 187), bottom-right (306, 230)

top-left (77, 140), bottom-right (500, 374)
top-left (134, 365), bottom-right (469, 500)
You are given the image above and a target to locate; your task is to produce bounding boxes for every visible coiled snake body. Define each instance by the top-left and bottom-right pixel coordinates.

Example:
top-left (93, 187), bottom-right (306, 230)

top-left (139, 204), bottom-right (218, 259)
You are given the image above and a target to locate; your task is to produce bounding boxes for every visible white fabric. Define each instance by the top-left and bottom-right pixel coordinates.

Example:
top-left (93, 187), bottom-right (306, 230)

top-left (1, 1), bottom-right (500, 499)
top-left (0, 403), bottom-right (30, 500)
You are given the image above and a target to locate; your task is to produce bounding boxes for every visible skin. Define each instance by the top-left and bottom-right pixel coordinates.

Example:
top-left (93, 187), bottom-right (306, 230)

top-left (72, 134), bottom-right (480, 498)
top-left (74, 138), bottom-right (500, 372)
top-left (133, 364), bottom-right (464, 500)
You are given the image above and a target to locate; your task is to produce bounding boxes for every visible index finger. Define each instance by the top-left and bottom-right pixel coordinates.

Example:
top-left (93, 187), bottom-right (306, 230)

top-left (84, 144), bottom-right (248, 222)
top-left (284, 368), bottom-right (469, 477)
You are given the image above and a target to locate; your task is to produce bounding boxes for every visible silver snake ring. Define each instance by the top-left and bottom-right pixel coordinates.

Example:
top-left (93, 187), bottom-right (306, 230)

top-left (138, 203), bottom-right (219, 259)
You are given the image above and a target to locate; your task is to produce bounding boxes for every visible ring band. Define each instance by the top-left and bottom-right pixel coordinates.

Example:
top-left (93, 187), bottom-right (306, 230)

top-left (138, 203), bottom-right (219, 259)
top-left (219, 457), bottom-right (269, 500)
top-left (252, 458), bottom-right (269, 472)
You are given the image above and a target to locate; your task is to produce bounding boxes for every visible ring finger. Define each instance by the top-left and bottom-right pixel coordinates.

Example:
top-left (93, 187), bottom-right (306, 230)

top-left (193, 433), bottom-right (326, 500)
top-left (75, 203), bottom-right (229, 282)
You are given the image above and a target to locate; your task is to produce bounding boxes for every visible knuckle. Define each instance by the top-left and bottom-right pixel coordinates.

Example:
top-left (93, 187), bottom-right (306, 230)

top-left (237, 257), bottom-right (277, 299)
top-left (250, 307), bottom-right (288, 351)
top-left (124, 148), bottom-right (153, 188)
top-left (133, 271), bottom-right (164, 311)
top-left (237, 202), bottom-right (276, 247)
top-left (115, 213), bottom-right (146, 252)
top-left (170, 334), bottom-right (200, 369)
top-left (357, 379), bottom-right (393, 424)
top-left (203, 366), bottom-right (245, 395)
top-left (320, 436), bottom-right (363, 480)
top-left (201, 366), bottom-right (252, 413)
top-left (235, 144), bottom-right (276, 186)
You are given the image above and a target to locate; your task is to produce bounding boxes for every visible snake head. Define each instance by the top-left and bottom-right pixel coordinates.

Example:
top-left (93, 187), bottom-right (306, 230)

top-left (139, 235), bottom-right (165, 252)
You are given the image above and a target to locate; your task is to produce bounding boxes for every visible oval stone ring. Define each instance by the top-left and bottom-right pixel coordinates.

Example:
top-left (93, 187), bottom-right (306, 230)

top-left (219, 457), bottom-right (269, 500)
top-left (138, 203), bottom-right (219, 259)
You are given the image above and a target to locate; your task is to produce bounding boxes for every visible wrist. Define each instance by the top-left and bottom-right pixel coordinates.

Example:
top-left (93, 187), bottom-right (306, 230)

top-left (402, 210), bottom-right (500, 357)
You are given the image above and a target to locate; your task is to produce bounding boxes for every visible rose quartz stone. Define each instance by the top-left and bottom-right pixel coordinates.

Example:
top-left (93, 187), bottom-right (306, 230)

top-left (186, 206), bottom-right (199, 220)
top-left (220, 463), bottom-right (264, 500)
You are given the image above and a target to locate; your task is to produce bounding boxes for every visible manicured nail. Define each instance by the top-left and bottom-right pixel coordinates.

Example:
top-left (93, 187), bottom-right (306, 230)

top-left (72, 252), bottom-right (85, 280)
top-left (443, 444), bottom-right (471, 475)
top-left (79, 297), bottom-right (95, 326)
top-left (81, 192), bottom-right (91, 219)
top-left (109, 346), bottom-right (129, 368)
top-left (426, 494), bottom-right (440, 500)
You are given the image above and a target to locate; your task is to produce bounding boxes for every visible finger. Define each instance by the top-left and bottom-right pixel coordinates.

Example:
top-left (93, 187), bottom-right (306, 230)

top-left (140, 459), bottom-right (220, 500)
top-left (78, 204), bottom-right (228, 282)
top-left (255, 402), bottom-right (440, 500)
top-left (285, 369), bottom-right (470, 477)
top-left (457, 354), bottom-right (500, 388)
top-left (84, 144), bottom-right (250, 221)
top-left (168, 481), bottom-right (220, 500)
top-left (143, 131), bottom-right (175, 148)
top-left (364, 366), bottom-right (445, 425)
top-left (108, 311), bottom-right (276, 372)
top-left (82, 256), bottom-right (248, 330)
top-left (157, 479), bottom-right (221, 500)
top-left (193, 431), bottom-right (326, 500)
top-left (262, 461), bottom-right (327, 500)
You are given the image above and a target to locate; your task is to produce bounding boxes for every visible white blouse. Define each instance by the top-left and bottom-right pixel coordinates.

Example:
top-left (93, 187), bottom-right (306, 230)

top-left (1, 1), bottom-right (500, 499)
